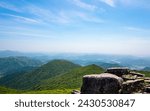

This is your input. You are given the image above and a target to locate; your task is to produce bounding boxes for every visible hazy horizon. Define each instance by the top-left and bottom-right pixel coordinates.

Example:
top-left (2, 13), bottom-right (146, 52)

top-left (0, 0), bottom-right (150, 56)
top-left (1, 49), bottom-right (150, 58)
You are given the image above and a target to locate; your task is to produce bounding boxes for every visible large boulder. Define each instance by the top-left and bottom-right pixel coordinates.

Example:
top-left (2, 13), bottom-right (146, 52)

top-left (81, 73), bottom-right (123, 94)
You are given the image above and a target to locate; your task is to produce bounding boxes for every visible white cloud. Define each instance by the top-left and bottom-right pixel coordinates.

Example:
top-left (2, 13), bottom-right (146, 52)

top-left (100, 0), bottom-right (116, 7)
top-left (26, 5), bottom-right (104, 24)
top-left (0, 1), bottom-right (105, 26)
top-left (0, 1), bottom-right (21, 12)
top-left (72, 0), bottom-right (96, 11)
top-left (0, 1), bottom-right (104, 25)
top-left (125, 27), bottom-right (142, 31)
top-left (25, 5), bottom-right (71, 24)
top-left (1, 13), bottom-right (39, 24)
top-left (100, 0), bottom-right (150, 8)
top-left (124, 26), bottom-right (150, 32)
top-left (74, 11), bottom-right (105, 23)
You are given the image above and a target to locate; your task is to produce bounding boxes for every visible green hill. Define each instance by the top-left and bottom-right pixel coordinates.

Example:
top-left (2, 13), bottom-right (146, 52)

top-left (0, 60), bottom-right (81, 90)
top-left (34, 64), bottom-right (104, 91)
top-left (0, 56), bottom-right (42, 77)
top-left (137, 71), bottom-right (150, 77)
top-left (0, 86), bottom-right (20, 94)
top-left (142, 67), bottom-right (150, 71)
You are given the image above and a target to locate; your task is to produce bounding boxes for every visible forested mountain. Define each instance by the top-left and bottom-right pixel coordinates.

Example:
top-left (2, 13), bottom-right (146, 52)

top-left (0, 60), bottom-right (81, 90)
top-left (0, 57), bottom-right (149, 94)
top-left (0, 56), bottom-right (42, 77)
top-left (35, 64), bottom-right (104, 90)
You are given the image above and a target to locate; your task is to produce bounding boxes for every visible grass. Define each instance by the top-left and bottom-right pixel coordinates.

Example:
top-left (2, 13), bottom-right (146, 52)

top-left (0, 86), bottom-right (21, 94)
top-left (23, 88), bottom-right (80, 94)
top-left (138, 71), bottom-right (150, 77)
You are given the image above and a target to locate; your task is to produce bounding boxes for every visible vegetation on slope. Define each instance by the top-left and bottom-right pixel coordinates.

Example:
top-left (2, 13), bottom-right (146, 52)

top-left (0, 57), bottom-right (149, 94)
top-left (35, 64), bottom-right (104, 90)
top-left (138, 71), bottom-right (150, 77)
top-left (0, 60), bottom-right (81, 90)
top-left (0, 86), bottom-right (20, 94)
top-left (0, 56), bottom-right (42, 76)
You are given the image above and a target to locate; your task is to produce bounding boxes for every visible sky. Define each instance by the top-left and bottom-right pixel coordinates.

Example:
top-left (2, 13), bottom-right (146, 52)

top-left (0, 0), bottom-right (150, 56)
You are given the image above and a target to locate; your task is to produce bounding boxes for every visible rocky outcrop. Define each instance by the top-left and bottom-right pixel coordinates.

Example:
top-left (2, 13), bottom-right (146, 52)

top-left (79, 67), bottom-right (150, 94)
top-left (81, 73), bottom-right (123, 94)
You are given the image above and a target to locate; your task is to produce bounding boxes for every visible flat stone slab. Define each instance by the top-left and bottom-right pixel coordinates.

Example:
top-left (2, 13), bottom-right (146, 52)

top-left (130, 72), bottom-right (145, 77)
top-left (122, 75), bottom-right (137, 81)
top-left (145, 80), bottom-right (150, 83)
top-left (145, 77), bottom-right (150, 80)
top-left (106, 67), bottom-right (129, 76)
top-left (123, 79), bottom-right (144, 84)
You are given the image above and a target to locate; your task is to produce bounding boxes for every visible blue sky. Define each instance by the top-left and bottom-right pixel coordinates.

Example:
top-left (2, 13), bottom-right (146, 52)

top-left (0, 0), bottom-right (150, 56)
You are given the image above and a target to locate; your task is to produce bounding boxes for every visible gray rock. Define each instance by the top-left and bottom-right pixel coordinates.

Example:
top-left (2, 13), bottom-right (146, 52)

top-left (122, 74), bottom-right (137, 81)
top-left (79, 67), bottom-right (150, 94)
top-left (81, 73), bottom-right (123, 94)
top-left (130, 72), bottom-right (145, 77)
top-left (145, 80), bottom-right (150, 84)
top-left (106, 67), bottom-right (129, 77)
top-left (144, 77), bottom-right (150, 80)
top-left (122, 79), bottom-right (144, 94)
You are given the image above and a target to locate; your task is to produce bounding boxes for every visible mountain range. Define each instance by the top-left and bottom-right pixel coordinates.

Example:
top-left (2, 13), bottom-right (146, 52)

top-left (0, 58), bottom-right (105, 93)
top-left (1, 50), bottom-right (150, 70)
top-left (0, 50), bottom-right (150, 94)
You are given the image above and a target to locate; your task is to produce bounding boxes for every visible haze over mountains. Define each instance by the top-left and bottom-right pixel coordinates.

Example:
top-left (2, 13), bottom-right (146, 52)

top-left (1, 50), bottom-right (150, 71)
top-left (0, 50), bottom-right (150, 94)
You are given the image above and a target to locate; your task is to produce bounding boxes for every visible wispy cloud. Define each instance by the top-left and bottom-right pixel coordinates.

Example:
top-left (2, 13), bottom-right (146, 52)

top-left (0, 1), bottom-right (104, 25)
top-left (0, 31), bottom-right (52, 39)
top-left (26, 5), bottom-right (104, 24)
top-left (99, 0), bottom-right (150, 8)
top-left (1, 13), bottom-right (39, 24)
top-left (0, 1), bottom-right (21, 12)
top-left (74, 11), bottom-right (105, 23)
top-left (72, 0), bottom-right (97, 11)
top-left (25, 5), bottom-right (72, 24)
top-left (99, 0), bottom-right (116, 7)
top-left (124, 26), bottom-right (149, 32)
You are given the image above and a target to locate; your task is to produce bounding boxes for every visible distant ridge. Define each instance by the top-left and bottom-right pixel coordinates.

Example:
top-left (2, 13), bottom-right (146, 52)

top-left (0, 56), bottom-right (42, 76)
top-left (0, 50), bottom-right (24, 57)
